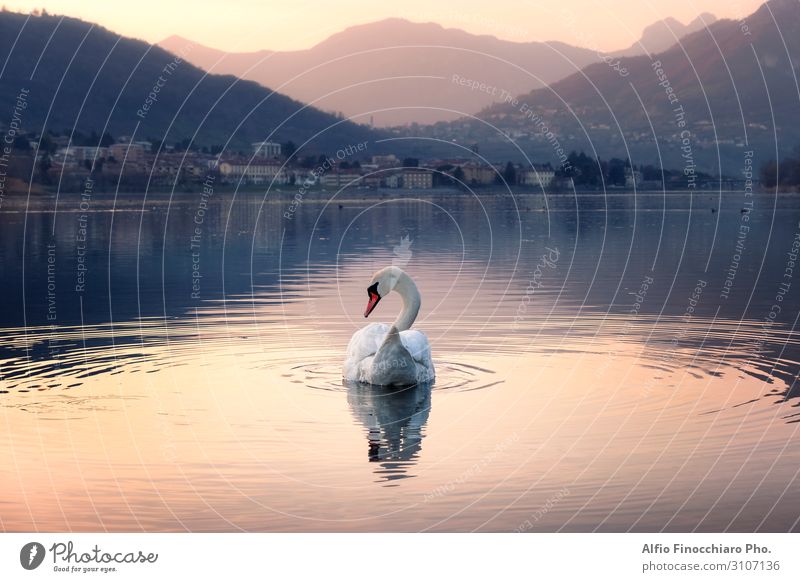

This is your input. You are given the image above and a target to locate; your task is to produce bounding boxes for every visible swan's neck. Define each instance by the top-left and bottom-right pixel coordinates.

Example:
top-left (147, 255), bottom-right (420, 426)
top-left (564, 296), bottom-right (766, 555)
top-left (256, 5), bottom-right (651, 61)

top-left (392, 274), bottom-right (420, 332)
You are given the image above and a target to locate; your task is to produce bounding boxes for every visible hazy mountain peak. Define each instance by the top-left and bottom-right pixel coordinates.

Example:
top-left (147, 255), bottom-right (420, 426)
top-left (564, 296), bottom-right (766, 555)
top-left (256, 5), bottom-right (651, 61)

top-left (614, 12), bottom-right (718, 57)
top-left (310, 17), bottom-right (491, 51)
top-left (688, 12), bottom-right (717, 28)
top-left (157, 17), bottom-right (602, 126)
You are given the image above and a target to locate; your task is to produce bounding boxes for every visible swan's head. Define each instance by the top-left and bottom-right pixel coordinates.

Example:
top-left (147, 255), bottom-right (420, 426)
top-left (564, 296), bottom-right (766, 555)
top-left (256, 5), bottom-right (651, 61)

top-left (364, 266), bottom-right (405, 317)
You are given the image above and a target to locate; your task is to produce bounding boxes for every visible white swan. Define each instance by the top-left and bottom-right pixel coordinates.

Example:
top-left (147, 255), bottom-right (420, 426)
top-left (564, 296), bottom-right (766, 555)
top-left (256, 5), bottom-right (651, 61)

top-left (343, 266), bottom-right (435, 386)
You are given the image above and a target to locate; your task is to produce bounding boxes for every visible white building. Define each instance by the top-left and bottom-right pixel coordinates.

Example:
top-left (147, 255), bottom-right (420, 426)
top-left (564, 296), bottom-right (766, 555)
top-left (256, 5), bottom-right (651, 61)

top-left (625, 167), bottom-right (643, 188)
top-left (59, 145), bottom-right (108, 163)
top-left (251, 141), bottom-right (282, 158)
top-left (519, 165), bottom-right (556, 188)
top-left (320, 172), bottom-right (363, 188)
top-left (385, 173), bottom-right (402, 188)
top-left (218, 159), bottom-right (289, 184)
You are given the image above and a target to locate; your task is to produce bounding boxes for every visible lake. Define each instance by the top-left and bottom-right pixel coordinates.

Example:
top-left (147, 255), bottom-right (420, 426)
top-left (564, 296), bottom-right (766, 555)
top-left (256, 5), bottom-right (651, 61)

top-left (1, 188), bottom-right (800, 532)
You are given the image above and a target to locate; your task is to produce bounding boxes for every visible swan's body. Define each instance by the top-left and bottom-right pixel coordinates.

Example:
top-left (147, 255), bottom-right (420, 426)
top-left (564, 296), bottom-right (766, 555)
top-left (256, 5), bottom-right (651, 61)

top-left (343, 267), bottom-right (434, 386)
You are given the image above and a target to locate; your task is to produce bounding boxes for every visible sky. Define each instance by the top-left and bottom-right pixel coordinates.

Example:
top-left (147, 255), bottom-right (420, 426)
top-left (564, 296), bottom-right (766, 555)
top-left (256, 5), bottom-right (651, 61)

top-left (3, 0), bottom-right (765, 52)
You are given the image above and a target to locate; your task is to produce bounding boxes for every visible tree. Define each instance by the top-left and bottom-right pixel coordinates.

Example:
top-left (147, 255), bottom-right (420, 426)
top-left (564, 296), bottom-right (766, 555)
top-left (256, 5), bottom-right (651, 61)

top-left (282, 140), bottom-right (297, 159)
top-left (503, 161), bottom-right (517, 185)
top-left (99, 132), bottom-right (115, 147)
top-left (563, 150), bottom-right (601, 187)
top-left (434, 164), bottom-right (454, 187)
top-left (403, 157), bottom-right (419, 168)
top-left (606, 158), bottom-right (628, 186)
top-left (760, 154), bottom-right (800, 190)
top-left (12, 135), bottom-right (30, 150)
top-left (39, 133), bottom-right (57, 154)
top-left (174, 137), bottom-right (192, 151)
top-left (760, 160), bottom-right (778, 188)
top-left (38, 155), bottom-right (52, 184)
top-left (453, 166), bottom-right (465, 189)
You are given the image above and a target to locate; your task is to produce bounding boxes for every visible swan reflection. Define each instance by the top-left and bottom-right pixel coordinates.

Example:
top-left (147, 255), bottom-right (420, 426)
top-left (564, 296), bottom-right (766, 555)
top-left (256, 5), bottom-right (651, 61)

top-left (345, 381), bottom-right (431, 483)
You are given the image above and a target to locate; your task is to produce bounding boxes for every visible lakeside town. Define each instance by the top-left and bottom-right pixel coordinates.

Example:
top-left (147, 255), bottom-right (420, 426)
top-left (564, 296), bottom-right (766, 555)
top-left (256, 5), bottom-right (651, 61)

top-left (0, 129), bottom-right (779, 198)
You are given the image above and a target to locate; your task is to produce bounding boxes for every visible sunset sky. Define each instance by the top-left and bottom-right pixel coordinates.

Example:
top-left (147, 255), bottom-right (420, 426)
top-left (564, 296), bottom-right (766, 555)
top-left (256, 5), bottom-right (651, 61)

top-left (4, 0), bottom-right (765, 52)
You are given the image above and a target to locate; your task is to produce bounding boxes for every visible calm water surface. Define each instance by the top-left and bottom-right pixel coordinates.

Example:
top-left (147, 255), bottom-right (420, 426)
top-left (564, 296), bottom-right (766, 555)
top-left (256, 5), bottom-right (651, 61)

top-left (1, 189), bottom-right (800, 532)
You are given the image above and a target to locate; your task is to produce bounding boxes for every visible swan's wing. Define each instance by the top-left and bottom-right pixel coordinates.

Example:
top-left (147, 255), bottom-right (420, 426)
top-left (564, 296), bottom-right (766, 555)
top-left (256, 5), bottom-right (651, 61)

top-left (399, 330), bottom-right (431, 362)
top-left (399, 330), bottom-right (435, 382)
top-left (345, 323), bottom-right (390, 364)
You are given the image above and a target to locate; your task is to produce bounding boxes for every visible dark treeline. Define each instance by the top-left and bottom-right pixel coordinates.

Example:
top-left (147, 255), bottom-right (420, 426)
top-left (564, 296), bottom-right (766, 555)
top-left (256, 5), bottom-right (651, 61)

top-left (761, 151), bottom-right (800, 190)
top-left (560, 150), bottom-right (716, 188)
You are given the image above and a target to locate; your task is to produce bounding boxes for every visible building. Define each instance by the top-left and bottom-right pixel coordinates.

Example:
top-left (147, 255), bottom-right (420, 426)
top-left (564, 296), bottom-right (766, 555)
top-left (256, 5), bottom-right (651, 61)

top-left (370, 154), bottom-right (399, 167)
top-left (58, 145), bottom-right (108, 164)
top-left (218, 158), bottom-right (289, 184)
top-left (361, 174), bottom-right (382, 188)
top-left (519, 165), bottom-right (556, 188)
top-left (460, 162), bottom-right (496, 185)
top-left (251, 141), bottom-right (282, 158)
top-left (320, 172), bottom-right (363, 188)
top-left (403, 170), bottom-right (433, 189)
top-left (292, 170), bottom-right (319, 186)
top-left (625, 167), bottom-right (642, 188)
top-left (108, 141), bottom-right (149, 164)
top-left (385, 173), bottom-right (402, 188)
top-left (152, 152), bottom-right (209, 179)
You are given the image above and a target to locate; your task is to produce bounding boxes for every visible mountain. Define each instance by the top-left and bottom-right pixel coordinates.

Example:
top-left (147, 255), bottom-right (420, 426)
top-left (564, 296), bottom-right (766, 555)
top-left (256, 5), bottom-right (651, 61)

top-left (0, 11), bottom-right (377, 154)
top-left (159, 18), bottom-right (603, 127)
top-left (614, 13), bottom-right (718, 57)
top-left (468, 0), bottom-right (800, 174)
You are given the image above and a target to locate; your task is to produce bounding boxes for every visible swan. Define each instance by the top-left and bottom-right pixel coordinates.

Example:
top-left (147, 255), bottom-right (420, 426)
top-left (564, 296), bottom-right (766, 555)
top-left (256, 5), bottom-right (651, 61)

top-left (343, 266), bottom-right (435, 386)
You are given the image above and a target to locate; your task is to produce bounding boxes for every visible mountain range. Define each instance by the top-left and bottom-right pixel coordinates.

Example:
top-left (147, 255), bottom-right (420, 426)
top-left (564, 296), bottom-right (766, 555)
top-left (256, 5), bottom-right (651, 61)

top-left (462, 0), bottom-right (799, 174)
top-left (2, 2), bottom-right (796, 176)
top-left (159, 15), bottom-right (718, 127)
top-left (0, 10), bottom-right (376, 155)
top-left (612, 13), bottom-right (717, 57)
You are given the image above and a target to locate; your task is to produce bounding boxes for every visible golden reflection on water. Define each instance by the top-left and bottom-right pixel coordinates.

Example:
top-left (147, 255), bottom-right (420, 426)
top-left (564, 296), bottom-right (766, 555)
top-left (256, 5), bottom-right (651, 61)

top-left (2, 288), bottom-right (800, 531)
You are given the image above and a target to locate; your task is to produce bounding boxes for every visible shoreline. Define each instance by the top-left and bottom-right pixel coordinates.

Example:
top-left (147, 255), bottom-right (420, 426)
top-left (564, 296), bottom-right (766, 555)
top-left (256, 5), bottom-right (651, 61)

top-left (1, 185), bottom-right (791, 212)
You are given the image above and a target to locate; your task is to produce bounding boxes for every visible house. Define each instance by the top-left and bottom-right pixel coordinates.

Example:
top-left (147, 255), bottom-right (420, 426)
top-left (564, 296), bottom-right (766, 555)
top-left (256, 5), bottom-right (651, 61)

top-left (460, 162), bottom-right (496, 185)
top-left (625, 167), bottom-right (642, 188)
top-left (320, 172), bottom-right (363, 188)
top-left (59, 145), bottom-right (108, 164)
top-left (403, 169), bottom-right (433, 189)
top-left (251, 141), bottom-right (282, 158)
top-left (361, 174), bottom-right (382, 188)
top-left (292, 170), bottom-right (319, 186)
top-left (385, 173), bottom-right (402, 188)
top-left (519, 165), bottom-right (556, 188)
top-left (218, 158), bottom-right (289, 184)
top-left (108, 141), bottom-right (148, 163)
top-left (151, 153), bottom-right (208, 179)
top-left (370, 154), bottom-right (399, 168)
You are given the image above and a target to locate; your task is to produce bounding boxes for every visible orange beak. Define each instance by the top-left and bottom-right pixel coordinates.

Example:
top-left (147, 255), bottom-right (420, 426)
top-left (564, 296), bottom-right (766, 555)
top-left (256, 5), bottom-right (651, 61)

top-left (364, 292), bottom-right (381, 317)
